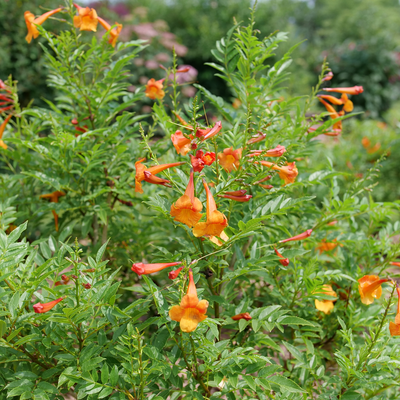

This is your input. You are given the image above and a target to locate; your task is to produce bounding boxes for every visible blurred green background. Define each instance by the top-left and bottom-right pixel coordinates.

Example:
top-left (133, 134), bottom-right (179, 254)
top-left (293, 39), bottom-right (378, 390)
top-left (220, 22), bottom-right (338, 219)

top-left (2, 0), bottom-right (400, 200)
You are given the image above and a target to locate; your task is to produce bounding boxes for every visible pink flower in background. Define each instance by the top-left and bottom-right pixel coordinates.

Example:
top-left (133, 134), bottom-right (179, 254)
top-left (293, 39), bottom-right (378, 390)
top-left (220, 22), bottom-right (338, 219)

top-left (169, 65), bottom-right (198, 84)
top-left (155, 52), bottom-right (170, 62)
top-left (134, 58), bottom-right (145, 66)
top-left (182, 86), bottom-right (197, 97)
top-left (132, 23), bottom-right (159, 39)
top-left (145, 60), bottom-right (159, 70)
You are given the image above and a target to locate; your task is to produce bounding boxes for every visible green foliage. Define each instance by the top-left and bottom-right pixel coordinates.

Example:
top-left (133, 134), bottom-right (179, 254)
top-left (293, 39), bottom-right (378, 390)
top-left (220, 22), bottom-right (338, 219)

top-left (1, 2), bottom-right (400, 399)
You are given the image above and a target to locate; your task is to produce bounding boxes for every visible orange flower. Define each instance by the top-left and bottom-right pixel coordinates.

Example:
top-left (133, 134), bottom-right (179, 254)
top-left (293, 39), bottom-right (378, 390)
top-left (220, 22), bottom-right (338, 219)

top-left (316, 239), bottom-right (339, 254)
top-left (218, 147), bottom-right (242, 173)
top-left (171, 130), bottom-right (192, 156)
top-left (318, 94), bottom-right (353, 112)
top-left (232, 312), bottom-right (252, 321)
top-left (247, 132), bottom-right (266, 144)
top-left (193, 179), bottom-right (228, 244)
top-left (173, 112), bottom-right (194, 131)
top-left (274, 248), bottom-right (289, 266)
top-left (24, 8), bottom-right (63, 43)
top-left (218, 194), bottom-right (252, 202)
top-left (73, 4), bottom-right (98, 32)
top-left (280, 229), bottom-right (312, 243)
top-left (145, 78), bottom-right (165, 100)
top-left (195, 121), bottom-right (222, 141)
top-left (224, 190), bottom-right (247, 196)
top-left (0, 114), bottom-right (12, 150)
top-left (98, 16), bottom-right (122, 47)
top-left (358, 275), bottom-right (388, 305)
top-left (248, 145), bottom-right (286, 158)
top-left (169, 270), bottom-right (208, 332)
top-left (169, 267), bottom-right (184, 280)
top-left (190, 150), bottom-right (215, 172)
top-left (323, 86), bottom-right (364, 95)
top-left (171, 170), bottom-right (203, 227)
top-left (389, 287), bottom-right (400, 336)
top-left (314, 285), bottom-right (337, 314)
top-left (39, 190), bottom-right (66, 231)
top-left (259, 161), bottom-right (298, 185)
top-left (134, 158), bottom-right (184, 193)
top-left (131, 261), bottom-right (182, 276)
top-left (33, 297), bottom-right (64, 313)
top-left (390, 262), bottom-right (400, 267)
top-left (322, 71), bottom-right (333, 81)
top-left (318, 97), bottom-right (343, 135)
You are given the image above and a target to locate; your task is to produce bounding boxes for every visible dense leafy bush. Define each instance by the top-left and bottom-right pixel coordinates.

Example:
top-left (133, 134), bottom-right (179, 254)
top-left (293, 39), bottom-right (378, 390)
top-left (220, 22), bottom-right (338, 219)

top-left (1, 2), bottom-right (400, 400)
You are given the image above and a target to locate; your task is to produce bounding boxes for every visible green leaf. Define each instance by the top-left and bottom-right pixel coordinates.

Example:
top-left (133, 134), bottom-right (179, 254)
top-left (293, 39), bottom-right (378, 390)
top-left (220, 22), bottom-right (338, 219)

top-left (109, 366), bottom-right (119, 386)
top-left (98, 387), bottom-right (113, 399)
top-left (268, 375), bottom-right (305, 393)
top-left (278, 316), bottom-right (315, 326)
top-left (101, 364), bottom-right (109, 384)
top-left (96, 241), bottom-right (108, 263)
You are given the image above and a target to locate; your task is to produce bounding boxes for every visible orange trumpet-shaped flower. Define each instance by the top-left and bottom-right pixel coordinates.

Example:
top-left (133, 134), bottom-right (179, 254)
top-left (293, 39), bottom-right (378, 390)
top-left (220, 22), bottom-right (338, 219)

top-left (280, 229), bottom-right (312, 243)
top-left (358, 275), bottom-right (388, 305)
top-left (33, 297), bottom-right (64, 313)
top-left (248, 145), bottom-right (286, 158)
top-left (171, 170), bottom-right (203, 227)
top-left (171, 130), bottom-right (192, 156)
top-left (189, 150), bottom-right (215, 172)
top-left (39, 191), bottom-right (66, 231)
top-left (314, 285), bottom-right (337, 314)
top-left (259, 161), bottom-right (298, 185)
top-left (145, 78), bottom-right (165, 100)
top-left (389, 287), bottom-right (400, 336)
top-left (143, 171), bottom-right (171, 187)
top-left (24, 8), bottom-right (63, 43)
top-left (131, 261), bottom-right (182, 276)
top-left (218, 147), bottom-right (242, 173)
top-left (316, 239), bottom-right (339, 254)
top-left (274, 248), bottom-right (289, 266)
top-left (193, 179), bottom-right (228, 241)
top-left (323, 86), bottom-right (364, 95)
top-left (224, 190), bottom-right (247, 196)
top-left (0, 114), bottom-right (12, 150)
top-left (390, 262), bottom-right (400, 267)
top-left (247, 133), bottom-right (266, 144)
top-left (169, 267), bottom-right (184, 280)
top-left (196, 121), bottom-right (222, 140)
top-left (169, 270), bottom-right (208, 332)
top-left (318, 94), bottom-right (353, 113)
top-left (98, 16), bottom-right (122, 47)
top-left (218, 194), bottom-right (252, 202)
top-left (173, 112), bottom-right (194, 131)
top-left (322, 71), bottom-right (333, 82)
top-left (232, 312), bottom-right (252, 321)
top-left (73, 4), bottom-right (98, 32)
top-left (134, 158), bottom-right (184, 193)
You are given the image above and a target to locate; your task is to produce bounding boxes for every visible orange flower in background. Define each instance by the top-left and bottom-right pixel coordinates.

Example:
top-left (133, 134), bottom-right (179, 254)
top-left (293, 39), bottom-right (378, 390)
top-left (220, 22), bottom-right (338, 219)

top-left (259, 161), bottom-right (298, 185)
top-left (33, 297), bottom-right (64, 313)
top-left (318, 94), bottom-right (353, 113)
top-left (358, 275), bottom-right (388, 305)
top-left (98, 16), bottom-right (122, 47)
top-left (390, 262), bottom-right (400, 267)
top-left (316, 239), bottom-right (339, 254)
top-left (232, 98), bottom-right (242, 109)
top-left (274, 248), bottom-right (289, 266)
top-left (73, 4), bottom-right (98, 32)
top-left (218, 147), bottom-right (242, 173)
top-left (39, 190), bottom-right (66, 231)
top-left (323, 86), bottom-right (364, 95)
top-left (193, 179), bottom-right (228, 244)
top-left (0, 114), bottom-right (12, 150)
top-left (362, 137), bottom-right (381, 154)
top-left (171, 130), bottom-right (192, 156)
top-left (232, 312), bottom-right (252, 321)
top-left (389, 287), bottom-right (400, 336)
top-left (131, 261), bottom-right (182, 276)
top-left (314, 285), bottom-right (337, 314)
top-left (24, 8), bottom-right (63, 43)
top-left (171, 169), bottom-right (203, 227)
top-left (280, 229), bottom-right (312, 243)
top-left (169, 270), bottom-right (208, 332)
top-left (145, 78), bottom-right (165, 100)
top-left (134, 158), bottom-right (184, 193)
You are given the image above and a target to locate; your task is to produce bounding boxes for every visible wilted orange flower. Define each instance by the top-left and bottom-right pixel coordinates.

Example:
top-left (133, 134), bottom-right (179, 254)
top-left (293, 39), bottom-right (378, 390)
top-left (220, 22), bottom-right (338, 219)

top-left (232, 98), bottom-right (242, 109)
top-left (169, 267), bottom-right (184, 280)
top-left (73, 4), bottom-right (98, 31)
top-left (389, 287), bottom-right (400, 336)
top-left (131, 261), bottom-right (182, 276)
top-left (171, 170), bottom-right (203, 227)
top-left (145, 78), bottom-right (165, 100)
top-left (358, 275), bottom-right (388, 305)
top-left (316, 239), bottom-right (339, 254)
top-left (134, 158), bottom-right (184, 193)
top-left (169, 270), bottom-right (208, 332)
top-left (24, 8), bottom-right (63, 43)
top-left (274, 248), bottom-right (289, 266)
top-left (33, 297), bottom-right (64, 313)
top-left (247, 132), bottom-right (266, 144)
top-left (232, 312), bottom-right (252, 321)
top-left (218, 147), bottom-right (242, 173)
top-left (55, 274), bottom-right (70, 286)
top-left (98, 16), bottom-right (122, 47)
top-left (314, 285), bottom-right (337, 314)
top-left (171, 130), bottom-right (192, 156)
top-left (39, 190), bottom-right (66, 231)
top-left (259, 161), bottom-right (298, 185)
top-left (193, 179), bottom-right (228, 244)
top-left (323, 86), bottom-right (364, 95)
top-left (280, 229), bottom-right (312, 243)
top-left (0, 114), bottom-right (12, 150)
top-left (322, 71), bottom-right (333, 81)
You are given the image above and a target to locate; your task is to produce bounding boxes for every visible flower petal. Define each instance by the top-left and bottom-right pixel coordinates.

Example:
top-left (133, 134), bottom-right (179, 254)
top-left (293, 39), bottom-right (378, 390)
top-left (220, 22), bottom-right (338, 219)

top-left (169, 305), bottom-right (185, 322)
